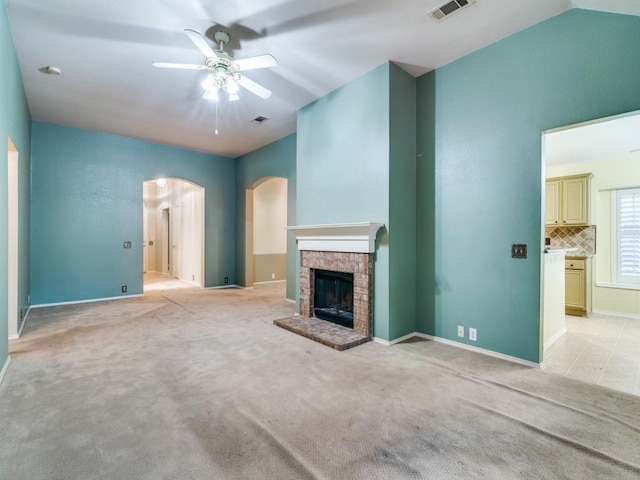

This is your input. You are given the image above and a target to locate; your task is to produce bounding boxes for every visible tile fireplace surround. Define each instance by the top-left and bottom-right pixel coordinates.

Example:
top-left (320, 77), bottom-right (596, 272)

top-left (280, 223), bottom-right (384, 349)
top-left (300, 250), bottom-right (373, 337)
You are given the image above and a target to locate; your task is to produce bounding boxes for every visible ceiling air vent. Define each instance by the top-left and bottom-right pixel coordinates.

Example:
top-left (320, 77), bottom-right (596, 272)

top-left (251, 116), bottom-right (269, 125)
top-left (429, 0), bottom-right (474, 21)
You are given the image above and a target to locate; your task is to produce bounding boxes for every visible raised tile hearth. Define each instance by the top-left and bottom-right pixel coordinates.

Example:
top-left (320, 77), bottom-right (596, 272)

top-left (274, 316), bottom-right (369, 351)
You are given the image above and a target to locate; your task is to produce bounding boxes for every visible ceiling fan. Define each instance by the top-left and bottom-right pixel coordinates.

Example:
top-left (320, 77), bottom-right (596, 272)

top-left (153, 29), bottom-right (276, 102)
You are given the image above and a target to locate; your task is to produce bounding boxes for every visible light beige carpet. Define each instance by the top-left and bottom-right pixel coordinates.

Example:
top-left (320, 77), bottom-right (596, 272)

top-left (1, 283), bottom-right (639, 479)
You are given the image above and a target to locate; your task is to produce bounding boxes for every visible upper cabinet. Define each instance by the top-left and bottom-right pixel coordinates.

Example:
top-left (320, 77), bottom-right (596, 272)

top-left (545, 173), bottom-right (592, 226)
top-left (545, 180), bottom-right (561, 225)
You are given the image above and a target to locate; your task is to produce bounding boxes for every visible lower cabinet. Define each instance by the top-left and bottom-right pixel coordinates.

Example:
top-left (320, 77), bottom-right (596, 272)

top-left (565, 256), bottom-right (592, 316)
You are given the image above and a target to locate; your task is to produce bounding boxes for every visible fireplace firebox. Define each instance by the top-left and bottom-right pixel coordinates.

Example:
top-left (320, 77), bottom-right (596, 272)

top-left (313, 269), bottom-right (354, 328)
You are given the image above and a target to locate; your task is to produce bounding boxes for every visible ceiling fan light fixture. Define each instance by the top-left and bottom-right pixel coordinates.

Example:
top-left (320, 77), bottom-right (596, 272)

top-left (154, 29), bottom-right (275, 103)
top-left (203, 89), bottom-right (219, 101)
top-left (201, 75), bottom-right (215, 90)
top-left (226, 78), bottom-right (239, 94)
top-left (215, 68), bottom-right (228, 80)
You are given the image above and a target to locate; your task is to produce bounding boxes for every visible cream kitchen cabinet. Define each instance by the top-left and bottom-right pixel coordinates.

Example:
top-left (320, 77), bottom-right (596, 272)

top-left (545, 180), bottom-right (561, 225)
top-left (545, 174), bottom-right (592, 226)
top-left (565, 256), bottom-right (592, 317)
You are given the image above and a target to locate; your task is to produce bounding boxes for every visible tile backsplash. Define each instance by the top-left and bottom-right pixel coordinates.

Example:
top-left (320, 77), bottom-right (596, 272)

top-left (545, 225), bottom-right (596, 255)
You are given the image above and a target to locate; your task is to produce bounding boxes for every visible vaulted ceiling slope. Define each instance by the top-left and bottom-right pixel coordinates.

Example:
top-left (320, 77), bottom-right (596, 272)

top-left (5, 0), bottom-right (640, 157)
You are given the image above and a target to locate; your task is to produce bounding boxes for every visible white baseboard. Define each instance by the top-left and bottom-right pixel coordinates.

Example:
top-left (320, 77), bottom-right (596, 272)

top-left (373, 332), bottom-right (540, 367)
top-left (205, 284), bottom-right (241, 290)
top-left (0, 356), bottom-right (11, 386)
top-left (592, 309), bottom-right (640, 321)
top-left (254, 280), bottom-right (286, 285)
top-left (544, 327), bottom-right (567, 351)
top-left (9, 307), bottom-right (31, 340)
top-left (373, 332), bottom-right (417, 346)
top-left (285, 298), bottom-right (296, 304)
top-left (18, 307), bottom-right (30, 337)
top-left (33, 294), bottom-right (143, 308)
top-left (412, 333), bottom-right (540, 368)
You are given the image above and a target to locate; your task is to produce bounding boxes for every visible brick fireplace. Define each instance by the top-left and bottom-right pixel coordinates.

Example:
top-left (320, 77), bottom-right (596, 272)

top-left (276, 223), bottom-right (383, 350)
top-left (300, 250), bottom-right (373, 337)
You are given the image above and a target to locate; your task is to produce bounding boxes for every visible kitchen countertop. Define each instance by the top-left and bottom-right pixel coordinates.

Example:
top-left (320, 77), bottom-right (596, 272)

top-left (544, 248), bottom-right (578, 255)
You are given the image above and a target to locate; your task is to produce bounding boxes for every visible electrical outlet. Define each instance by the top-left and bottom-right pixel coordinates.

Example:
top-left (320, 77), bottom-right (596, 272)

top-left (224, 277), bottom-right (229, 284)
top-left (469, 328), bottom-right (477, 342)
top-left (457, 326), bottom-right (464, 338)
top-left (121, 285), bottom-right (127, 293)
top-left (272, 273), bottom-right (275, 279)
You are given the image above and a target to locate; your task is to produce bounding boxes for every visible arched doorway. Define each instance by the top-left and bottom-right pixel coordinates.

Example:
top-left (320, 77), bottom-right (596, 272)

top-left (142, 178), bottom-right (205, 288)
top-left (245, 177), bottom-right (288, 288)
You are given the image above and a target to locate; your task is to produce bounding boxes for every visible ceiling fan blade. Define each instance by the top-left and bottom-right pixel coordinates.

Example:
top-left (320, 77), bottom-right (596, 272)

top-left (237, 76), bottom-right (272, 99)
top-left (184, 29), bottom-right (218, 59)
top-left (234, 54), bottom-right (277, 71)
top-left (152, 62), bottom-right (208, 70)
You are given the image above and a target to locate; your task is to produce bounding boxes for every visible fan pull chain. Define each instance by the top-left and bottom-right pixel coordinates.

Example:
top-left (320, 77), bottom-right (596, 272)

top-left (215, 102), bottom-right (219, 135)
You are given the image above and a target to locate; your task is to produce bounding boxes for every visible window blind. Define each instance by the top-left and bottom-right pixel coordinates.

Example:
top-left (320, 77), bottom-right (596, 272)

top-left (616, 188), bottom-right (640, 283)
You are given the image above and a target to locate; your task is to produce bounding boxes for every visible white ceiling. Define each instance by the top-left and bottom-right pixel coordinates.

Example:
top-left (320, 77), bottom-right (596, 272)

top-left (5, 0), bottom-right (640, 158)
top-left (545, 111), bottom-right (640, 166)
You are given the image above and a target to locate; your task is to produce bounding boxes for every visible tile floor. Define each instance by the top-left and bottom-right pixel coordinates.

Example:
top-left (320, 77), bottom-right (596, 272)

top-left (542, 313), bottom-right (640, 396)
top-left (143, 272), bottom-right (197, 291)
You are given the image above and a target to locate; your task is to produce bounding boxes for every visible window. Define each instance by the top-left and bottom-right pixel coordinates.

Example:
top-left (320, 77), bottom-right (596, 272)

top-left (612, 188), bottom-right (640, 286)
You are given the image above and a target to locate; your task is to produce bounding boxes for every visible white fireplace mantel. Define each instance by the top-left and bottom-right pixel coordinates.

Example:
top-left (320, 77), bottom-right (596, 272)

top-left (287, 222), bottom-right (385, 253)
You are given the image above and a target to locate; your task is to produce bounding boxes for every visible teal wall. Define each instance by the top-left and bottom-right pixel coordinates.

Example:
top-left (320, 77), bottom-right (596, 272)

top-left (388, 63), bottom-right (416, 339)
top-left (235, 133), bottom-right (297, 300)
top-left (297, 63), bottom-right (390, 338)
top-left (297, 62), bottom-right (417, 340)
top-left (416, 9), bottom-right (640, 362)
top-left (30, 122), bottom-right (235, 305)
top-left (416, 71), bottom-right (436, 337)
top-left (0, 2), bottom-right (31, 364)
top-left (388, 63), bottom-right (417, 340)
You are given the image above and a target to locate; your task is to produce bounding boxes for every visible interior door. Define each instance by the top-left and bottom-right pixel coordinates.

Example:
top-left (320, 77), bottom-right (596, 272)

top-left (172, 206), bottom-right (181, 279)
top-left (143, 205), bottom-right (148, 274)
top-left (162, 208), bottom-right (170, 274)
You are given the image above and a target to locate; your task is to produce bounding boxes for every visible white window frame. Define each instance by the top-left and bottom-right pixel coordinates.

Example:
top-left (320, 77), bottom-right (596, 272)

top-left (611, 187), bottom-right (640, 287)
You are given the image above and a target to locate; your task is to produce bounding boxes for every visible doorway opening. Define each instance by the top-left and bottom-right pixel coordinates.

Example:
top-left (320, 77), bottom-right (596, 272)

top-left (540, 110), bottom-right (640, 396)
top-left (7, 138), bottom-right (19, 339)
top-left (142, 178), bottom-right (205, 291)
top-left (245, 177), bottom-right (288, 290)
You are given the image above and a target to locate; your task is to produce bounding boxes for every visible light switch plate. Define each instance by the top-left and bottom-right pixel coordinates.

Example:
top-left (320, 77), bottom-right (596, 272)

top-left (512, 244), bottom-right (527, 259)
